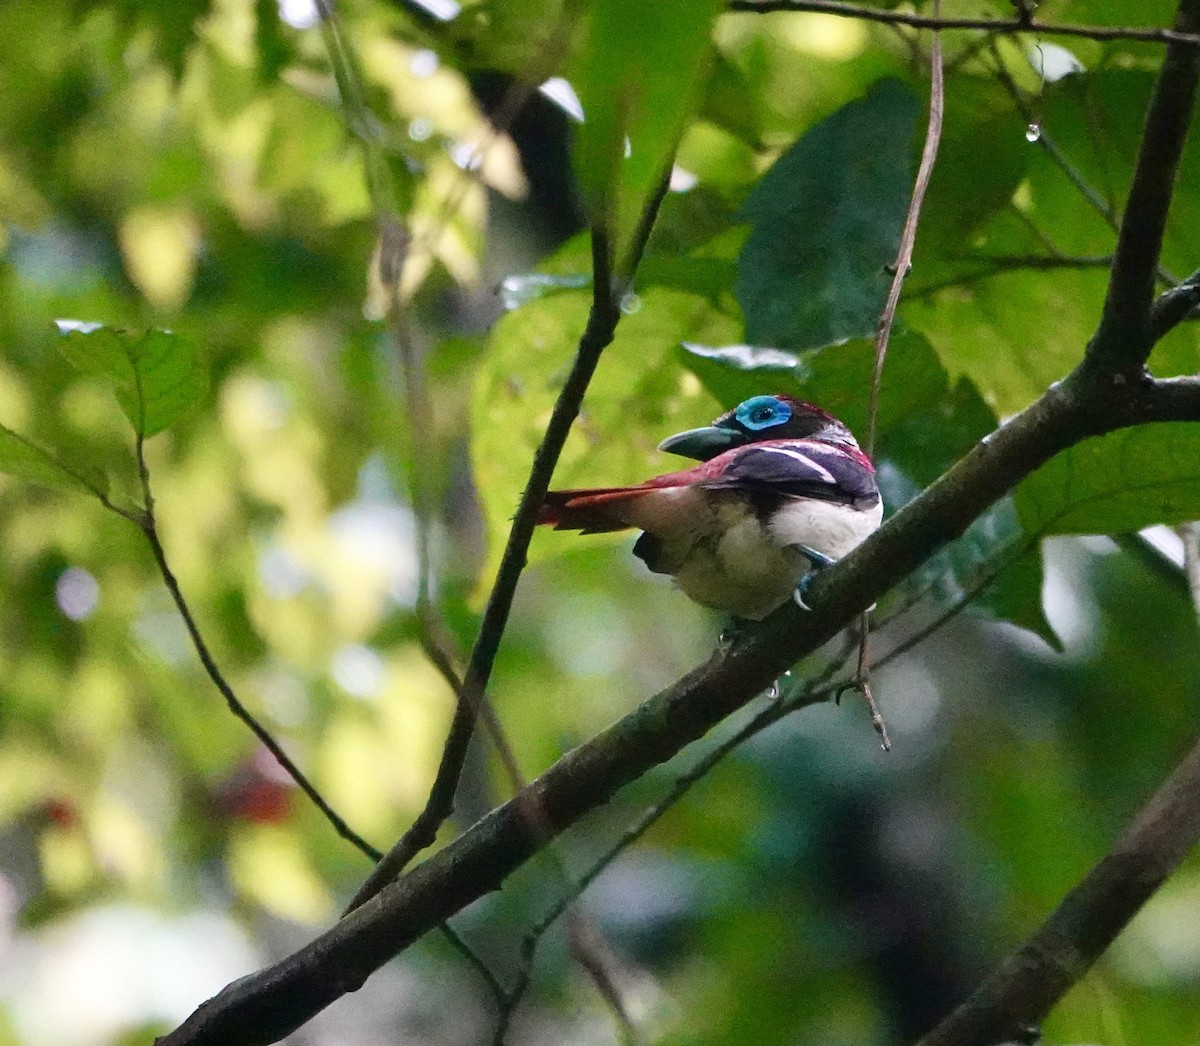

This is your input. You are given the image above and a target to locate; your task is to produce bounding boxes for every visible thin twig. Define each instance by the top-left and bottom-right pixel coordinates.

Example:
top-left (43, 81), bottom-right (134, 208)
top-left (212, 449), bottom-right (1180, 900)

top-left (876, 541), bottom-right (1037, 668)
top-left (853, 0), bottom-right (944, 750)
top-left (155, 0), bottom-right (1200, 1037)
top-left (1090, 0), bottom-right (1200, 373)
top-left (438, 922), bottom-right (507, 1010)
top-left (987, 39), bottom-right (1183, 289)
top-left (1151, 267), bottom-right (1200, 341)
top-left (314, 3), bottom-right (641, 1028)
top-left (523, 679), bottom-right (850, 955)
top-left (727, 0), bottom-right (1200, 48)
top-left (498, 545), bottom-right (1030, 1012)
top-left (152, 377), bottom-right (1200, 1046)
top-left (131, 438), bottom-right (381, 861)
top-left (314, 0), bottom-right (587, 1010)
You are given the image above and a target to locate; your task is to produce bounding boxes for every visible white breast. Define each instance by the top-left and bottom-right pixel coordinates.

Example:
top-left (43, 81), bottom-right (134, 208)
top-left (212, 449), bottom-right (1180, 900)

top-left (628, 490), bottom-right (881, 621)
top-left (767, 497), bottom-right (883, 559)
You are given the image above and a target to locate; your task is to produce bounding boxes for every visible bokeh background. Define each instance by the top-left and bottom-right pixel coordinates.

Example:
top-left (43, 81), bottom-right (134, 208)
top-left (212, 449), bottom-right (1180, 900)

top-left (2, 1), bottom-right (1200, 1043)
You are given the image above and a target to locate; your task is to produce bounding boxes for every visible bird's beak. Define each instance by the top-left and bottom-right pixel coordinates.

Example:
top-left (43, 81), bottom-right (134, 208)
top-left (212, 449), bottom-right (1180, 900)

top-left (658, 424), bottom-right (746, 461)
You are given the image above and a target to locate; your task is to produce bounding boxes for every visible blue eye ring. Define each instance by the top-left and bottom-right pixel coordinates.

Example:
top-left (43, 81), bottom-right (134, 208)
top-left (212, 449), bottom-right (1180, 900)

top-left (736, 395), bottom-right (792, 431)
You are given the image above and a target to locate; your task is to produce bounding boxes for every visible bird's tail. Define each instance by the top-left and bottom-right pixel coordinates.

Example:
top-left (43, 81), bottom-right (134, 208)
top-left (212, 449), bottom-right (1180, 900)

top-left (537, 487), bottom-right (653, 533)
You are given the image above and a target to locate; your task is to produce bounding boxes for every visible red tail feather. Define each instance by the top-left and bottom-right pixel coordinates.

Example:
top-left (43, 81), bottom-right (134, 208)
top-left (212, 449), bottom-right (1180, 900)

top-left (537, 486), bottom-right (659, 533)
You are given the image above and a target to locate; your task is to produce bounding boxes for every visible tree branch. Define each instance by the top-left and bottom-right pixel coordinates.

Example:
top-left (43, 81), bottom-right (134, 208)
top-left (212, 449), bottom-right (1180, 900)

top-left (1091, 0), bottom-right (1200, 371)
top-left (132, 431), bottom-right (381, 863)
top-left (342, 226), bottom-right (623, 913)
top-left (915, 731), bottom-right (1200, 1046)
top-left (726, 0), bottom-right (1200, 48)
top-left (1151, 267), bottom-right (1200, 342)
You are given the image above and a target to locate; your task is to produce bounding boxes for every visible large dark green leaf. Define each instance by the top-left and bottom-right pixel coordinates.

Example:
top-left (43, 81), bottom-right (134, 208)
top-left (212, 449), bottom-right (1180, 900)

top-left (914, 75), bottom-right (1030, 265)
top-left (55, 323), bottom-right (206, 439)
top-left (735, 78), bottom-right (919, 351)
top-left (1016, 424), bottom-right (1200, 536)
top-left (904, 66), bottom-right (1200, 414)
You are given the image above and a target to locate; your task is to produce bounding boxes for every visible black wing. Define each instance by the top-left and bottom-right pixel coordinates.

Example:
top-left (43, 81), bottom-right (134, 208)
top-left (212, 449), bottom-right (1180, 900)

top-left (702, 443), bottom-right (880, 508)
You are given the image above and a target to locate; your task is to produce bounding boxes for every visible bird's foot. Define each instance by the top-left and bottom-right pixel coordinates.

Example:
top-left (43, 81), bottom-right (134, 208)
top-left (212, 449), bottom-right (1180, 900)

top-left (792, 545), bottom-right (836, 611)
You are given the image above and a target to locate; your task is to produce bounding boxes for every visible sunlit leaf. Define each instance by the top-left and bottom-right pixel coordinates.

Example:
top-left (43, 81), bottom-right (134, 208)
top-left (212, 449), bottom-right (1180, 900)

top-left (0, 424), bottom-right (107, 497)
top-left (571, 0), bottom-right (724, 270)
top-left (472, 284), bottom-right (740, 589)
top-left (55, 323), bottom-right (207, 438)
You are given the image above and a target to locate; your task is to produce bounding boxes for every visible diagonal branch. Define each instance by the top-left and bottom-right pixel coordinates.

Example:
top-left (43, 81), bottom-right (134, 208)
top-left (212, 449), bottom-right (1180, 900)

top-left (1151, 267), bottom-right (1200, 341)
top-left (1090, 0), bottom-right (1200, 371)
top-left (130, 439), bottom-right (381, 862)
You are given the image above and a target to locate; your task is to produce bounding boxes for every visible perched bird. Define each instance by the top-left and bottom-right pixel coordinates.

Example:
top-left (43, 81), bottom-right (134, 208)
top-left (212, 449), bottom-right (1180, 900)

top-left (538, 394), bottom-right (882, 620)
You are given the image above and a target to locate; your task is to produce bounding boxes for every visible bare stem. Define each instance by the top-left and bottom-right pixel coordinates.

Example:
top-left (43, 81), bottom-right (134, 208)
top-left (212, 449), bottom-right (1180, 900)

top-left (132, 442), bottom-right (381, 862)
top-left (727, 0), bottom-right (1200, 49)
top-left (855, 0), bottom-right (944, 749)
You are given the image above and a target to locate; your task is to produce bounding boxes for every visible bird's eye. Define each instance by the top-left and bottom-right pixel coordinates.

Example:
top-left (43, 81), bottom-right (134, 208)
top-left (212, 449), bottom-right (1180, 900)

top-left (736, 395), bottom-right (792, 431)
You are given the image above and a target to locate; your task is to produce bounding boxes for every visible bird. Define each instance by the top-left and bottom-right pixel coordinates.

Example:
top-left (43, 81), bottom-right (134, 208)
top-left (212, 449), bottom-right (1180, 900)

top-left (537, 394), bottom-right (883, 620)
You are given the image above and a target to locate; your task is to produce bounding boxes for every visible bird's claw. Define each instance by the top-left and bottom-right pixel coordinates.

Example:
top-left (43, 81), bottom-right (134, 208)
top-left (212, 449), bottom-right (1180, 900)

top-left (792, 544), bottom-right (836, 611)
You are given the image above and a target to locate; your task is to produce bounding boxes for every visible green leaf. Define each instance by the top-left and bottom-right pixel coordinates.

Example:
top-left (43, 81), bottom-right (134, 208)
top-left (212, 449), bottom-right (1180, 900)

top-left (254, 0), bottom-right (290, 83)
top-left (735, 79), bottom-right (919, 351)
top-left (905, 67), bottom-right (1200, 415)
top-left (1016, 424), bottom-right (1200, 536)
top-left (984, 542), bottom-right (1063, 652)
top-left (55, 323), bottom-right (207, 438)
top-left (570, 0), bottom-right (724, 271)
top-left (0, 424), bottom-right (107, 497)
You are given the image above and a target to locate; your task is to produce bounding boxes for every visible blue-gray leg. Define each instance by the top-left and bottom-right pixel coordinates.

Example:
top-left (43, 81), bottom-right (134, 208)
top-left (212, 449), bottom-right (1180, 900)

top-left (792, 544), bottom-right (836, 610)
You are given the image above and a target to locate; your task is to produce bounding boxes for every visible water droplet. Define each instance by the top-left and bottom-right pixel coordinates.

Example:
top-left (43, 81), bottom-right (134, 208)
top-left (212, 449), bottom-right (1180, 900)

top-left (1025, 122), bottom-right (1042, 143)
top-left (619, 292), bottom-right (642, 315)
top-left (766, 681), bottom-right (779, 701)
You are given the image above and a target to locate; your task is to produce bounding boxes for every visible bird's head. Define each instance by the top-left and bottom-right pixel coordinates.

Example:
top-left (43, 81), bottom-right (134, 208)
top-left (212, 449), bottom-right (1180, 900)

top-left (659, 394), bottom-right (860, 461)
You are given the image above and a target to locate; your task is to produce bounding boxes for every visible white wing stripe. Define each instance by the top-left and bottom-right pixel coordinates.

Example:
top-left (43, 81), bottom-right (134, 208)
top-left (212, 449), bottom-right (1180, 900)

top-left (755, 446), bottom-right (836, 483)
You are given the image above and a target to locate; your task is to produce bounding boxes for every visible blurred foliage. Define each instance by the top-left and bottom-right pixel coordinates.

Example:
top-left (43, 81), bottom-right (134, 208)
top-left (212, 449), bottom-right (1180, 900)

top-left (1, 1), bottom-right (1200, 1045)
